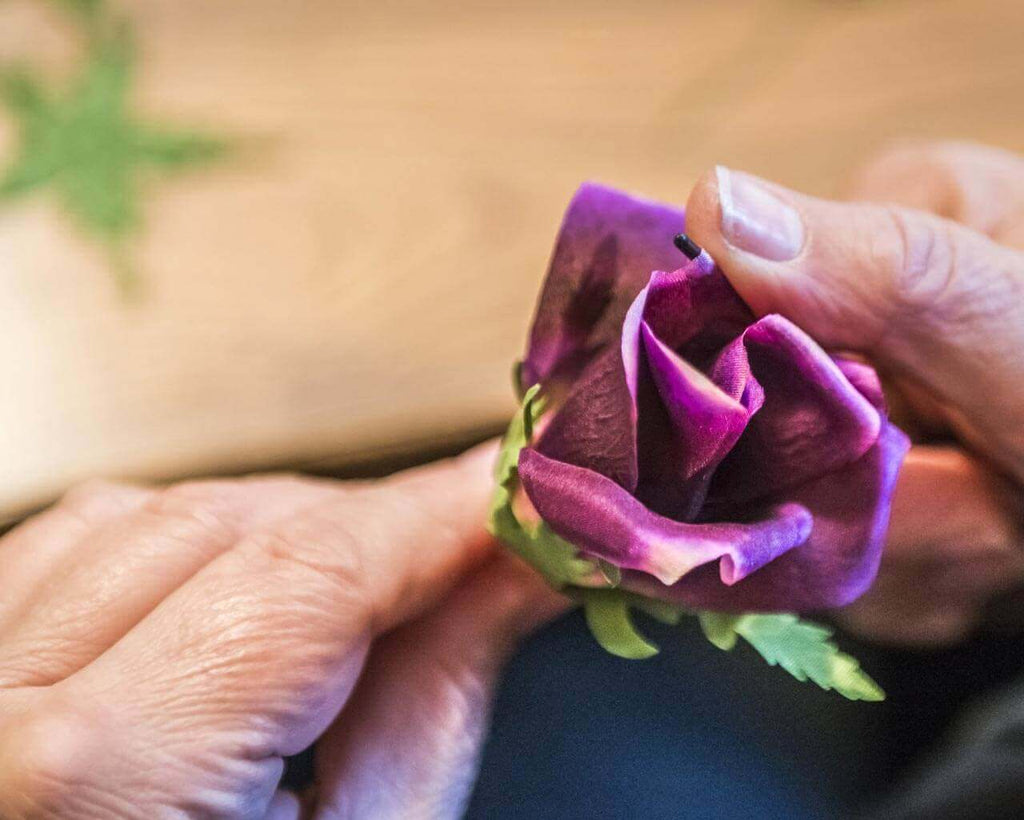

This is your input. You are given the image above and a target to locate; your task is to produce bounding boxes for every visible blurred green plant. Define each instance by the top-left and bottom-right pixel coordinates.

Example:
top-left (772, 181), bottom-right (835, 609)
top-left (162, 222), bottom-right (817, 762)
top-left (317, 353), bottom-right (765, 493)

top-left (50, 0), bottom-right (103, 22)
top-left (0, 0), bottom-right (230, 292)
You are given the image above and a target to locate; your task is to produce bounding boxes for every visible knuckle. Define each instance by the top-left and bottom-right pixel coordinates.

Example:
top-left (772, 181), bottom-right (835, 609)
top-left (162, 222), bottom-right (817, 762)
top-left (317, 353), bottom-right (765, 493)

top-left (4, 693), bottom-right (109, 815)
top-left (240, 501), bottom-right (368, 598)
top-left (882, 206), bottom-right (960, 310)
top-left (971, 517), bottom-right (1018, 555)
top-left (373, 470), bottom-right (465, 544)
top-left (58, 479), bottom-right (150, 520)
top-left (144, 480), bottom-right (247, 544)
top-left (156, 478), bottom-right (240, 513)
top-left (428, 654), bottom-right (492, 732)
top-left (862, 139), bottom-right (931, 171)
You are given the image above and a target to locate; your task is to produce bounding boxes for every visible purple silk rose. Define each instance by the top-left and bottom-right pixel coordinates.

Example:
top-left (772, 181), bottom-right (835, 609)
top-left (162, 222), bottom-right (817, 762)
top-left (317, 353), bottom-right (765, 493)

top-left (516, 183), bottom-right (909, 613)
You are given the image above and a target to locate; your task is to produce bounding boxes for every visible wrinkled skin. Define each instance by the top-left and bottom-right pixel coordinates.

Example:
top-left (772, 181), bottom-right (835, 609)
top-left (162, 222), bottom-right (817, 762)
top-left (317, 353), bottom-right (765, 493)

top-left (519, 184), bottom-right (910, 612)
top-left (0, 446), bottom-right (564, 819)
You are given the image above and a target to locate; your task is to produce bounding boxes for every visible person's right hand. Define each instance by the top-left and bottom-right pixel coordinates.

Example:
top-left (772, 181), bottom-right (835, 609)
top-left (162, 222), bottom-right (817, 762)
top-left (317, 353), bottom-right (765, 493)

top-left (684, 141), bottom-right (1024, 646)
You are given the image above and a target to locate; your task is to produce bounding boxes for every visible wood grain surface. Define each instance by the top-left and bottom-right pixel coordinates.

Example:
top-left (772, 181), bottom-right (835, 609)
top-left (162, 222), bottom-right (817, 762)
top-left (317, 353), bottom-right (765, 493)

top-left (0, 0), bottom-right (1021, 517)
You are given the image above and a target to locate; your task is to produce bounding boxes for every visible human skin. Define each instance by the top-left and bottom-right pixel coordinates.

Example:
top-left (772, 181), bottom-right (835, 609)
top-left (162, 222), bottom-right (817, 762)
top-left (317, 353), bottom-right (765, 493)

top-left (0, 444), bottom-right (565, 819)
top-left (0, 141), bottom-right (1022, 818)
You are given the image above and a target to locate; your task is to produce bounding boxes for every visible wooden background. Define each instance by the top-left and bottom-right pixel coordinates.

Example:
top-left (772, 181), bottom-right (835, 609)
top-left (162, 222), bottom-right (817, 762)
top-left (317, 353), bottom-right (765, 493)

top-left (0, 0), bottom-right (1021, 518)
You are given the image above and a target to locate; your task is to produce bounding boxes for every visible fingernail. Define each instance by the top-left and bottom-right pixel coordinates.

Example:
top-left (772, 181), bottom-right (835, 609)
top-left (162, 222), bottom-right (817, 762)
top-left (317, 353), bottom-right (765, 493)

top-left (716, 166), bottom-right (805, 261)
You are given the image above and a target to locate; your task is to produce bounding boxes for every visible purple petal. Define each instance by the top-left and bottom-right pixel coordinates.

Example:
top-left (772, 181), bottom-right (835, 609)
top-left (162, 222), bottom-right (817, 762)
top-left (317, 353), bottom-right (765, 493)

top-left (534, 347), bottom-right (638, 490)
top-left (619, 264), bottom-right (755, 520)
top-left (522, 183), bottom-right (685, 391)
top-left (640, 262), bottom-right (753, 371)
top-left (640, 321), bottom-right (749, 477)
top-left (626, 421), bottom-right (911, 611)
top-left (519, 448), bottom-right (812, 586)
top-left (633, 321), bottom-right (751, 519)
top-left (706, 315), bottom-right (882, 507)
top-left (834, 357), bottom-right (886, 411)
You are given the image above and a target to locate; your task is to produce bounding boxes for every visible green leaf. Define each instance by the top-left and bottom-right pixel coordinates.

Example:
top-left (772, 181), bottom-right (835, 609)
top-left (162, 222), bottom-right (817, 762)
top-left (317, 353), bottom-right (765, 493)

top-left (700, 612), bottom-right (885, 702)
top-left (133, 128), bottom-right (230, 169)
top-left (0, 5), bottom-right (232, 292)
top-left (0, 69), bottom-right (49, 116)
top-left (50, 0), bottom-right (105, 21)
top-left (581, 589), bottom-right (660, 660)
top-left (58, 159), bottom-right (136, 237)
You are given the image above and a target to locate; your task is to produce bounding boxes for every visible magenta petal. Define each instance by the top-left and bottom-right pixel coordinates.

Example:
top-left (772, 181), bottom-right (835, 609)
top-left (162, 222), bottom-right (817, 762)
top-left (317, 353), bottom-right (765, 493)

top-left (522, 183), bottom-right (685, 390)
top-left (708, 315), bottom-right (882, 505)
top-left (519, 448), bottom-right (812, 586)
top-left (834, 357), bottom-right (886, 411)
top-left (640, 262), bottom-right (753, 369)
top-left (620, 268), bottom-right (754, 520)
top-left (534, 347), bottom-right (638, 491)
top-left (635, 320), bottom-right (749, 519)
top-left (640, 321), bottom-right (750, 478)
top-left (629, 421), bottom-right (911, 611)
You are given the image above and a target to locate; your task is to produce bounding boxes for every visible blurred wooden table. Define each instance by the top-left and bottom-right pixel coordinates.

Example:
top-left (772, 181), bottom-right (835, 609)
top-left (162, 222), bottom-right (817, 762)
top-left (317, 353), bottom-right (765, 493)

top-left (0, 0), bottom-right (1022, 517)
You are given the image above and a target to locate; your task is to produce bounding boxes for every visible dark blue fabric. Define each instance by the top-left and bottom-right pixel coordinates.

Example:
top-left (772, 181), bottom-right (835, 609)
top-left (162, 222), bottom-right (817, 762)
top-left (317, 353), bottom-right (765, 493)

top-left (467, 612), bottom-right (875, 819)
top-left (467, 611), bottom-right (1024, 820)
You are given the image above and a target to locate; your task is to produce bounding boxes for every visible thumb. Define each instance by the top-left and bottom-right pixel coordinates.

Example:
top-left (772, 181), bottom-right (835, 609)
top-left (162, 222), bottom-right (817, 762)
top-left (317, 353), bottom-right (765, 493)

top-left (310, 555), bottom-right (567, 820)
top-left (685, 166), bottom-right (1024, 479)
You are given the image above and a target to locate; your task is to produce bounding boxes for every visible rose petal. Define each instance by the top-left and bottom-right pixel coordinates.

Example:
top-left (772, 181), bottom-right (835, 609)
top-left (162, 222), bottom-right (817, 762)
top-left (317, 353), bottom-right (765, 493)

top-left (640, 262), bottom-right (753, 370)
top-left (641, 321), bottom-right (750, 476)
top-left (706, 315), bottom-right (883, 507)
top-left (834, 356), bottom-right (887, 411)
top-left (633, 321), bottom-right (751, 519)
top-left (534, 347), bottom-right (638, 491)
top-left (522, 183), bottom-right (686, 391)
top-left (628, 421), bottom-right (911, 611)
top-left (618, 263), bottom-right (756, 519)
top-left (519, 447), bottom-right (813, 586)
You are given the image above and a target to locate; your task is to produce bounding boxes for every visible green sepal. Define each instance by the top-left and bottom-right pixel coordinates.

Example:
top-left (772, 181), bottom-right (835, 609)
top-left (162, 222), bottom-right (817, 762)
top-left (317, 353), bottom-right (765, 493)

top-left (698, 611), bottom-right (885, 702)
top-left (511, 360), bottom-right (527, 401)
top-left (492, 384), bottom-right (544, 486)
top-left (580, 589), bottom-right (660, 660)
top-left (487, 385), bottom-right (598, 589)
top-left (630, 594), bottom-right (685, 626)
top-left (698, 611), bottom-right (741, 650)
top-left (597, 559), bottom-right (622, 587)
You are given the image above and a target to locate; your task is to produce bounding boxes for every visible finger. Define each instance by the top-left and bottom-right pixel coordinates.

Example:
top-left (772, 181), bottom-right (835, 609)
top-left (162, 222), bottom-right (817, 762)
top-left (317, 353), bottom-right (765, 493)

top-left (60, 443), bottom-right (500, 804)
top-left (844, 140), bottom-right (1024, 247)
top-left (839, 599), bottom-right (976, 648)
top-left (0, 480), bottom-right (154, 628)
top-left (311, 555), bottom-right (566, 820)
top-left (886, 446), bottom-right (1023, 565)
top-left (263, 790), bottom-right (302, 820)
top-left (0, 475), bottom-right (338, 687)
top-left (0, 684), bottom-right (285, 819)
top-left (837, 445), bottom-right (1024, 646)
top-left (685, 166), bottom-right (1024, 480)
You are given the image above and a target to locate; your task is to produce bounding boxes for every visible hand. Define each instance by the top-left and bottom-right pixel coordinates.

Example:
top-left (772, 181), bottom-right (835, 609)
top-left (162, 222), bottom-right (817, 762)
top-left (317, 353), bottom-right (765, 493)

top-left (684, 142), bottom-right (1024, 645)
top-left (0, 444), bottom-right (563, 819)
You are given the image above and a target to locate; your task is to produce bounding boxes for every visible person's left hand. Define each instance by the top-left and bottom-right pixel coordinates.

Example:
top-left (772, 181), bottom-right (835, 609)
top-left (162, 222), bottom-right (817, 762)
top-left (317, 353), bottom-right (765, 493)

top-left (0, 443), bottom-right (562, 819)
